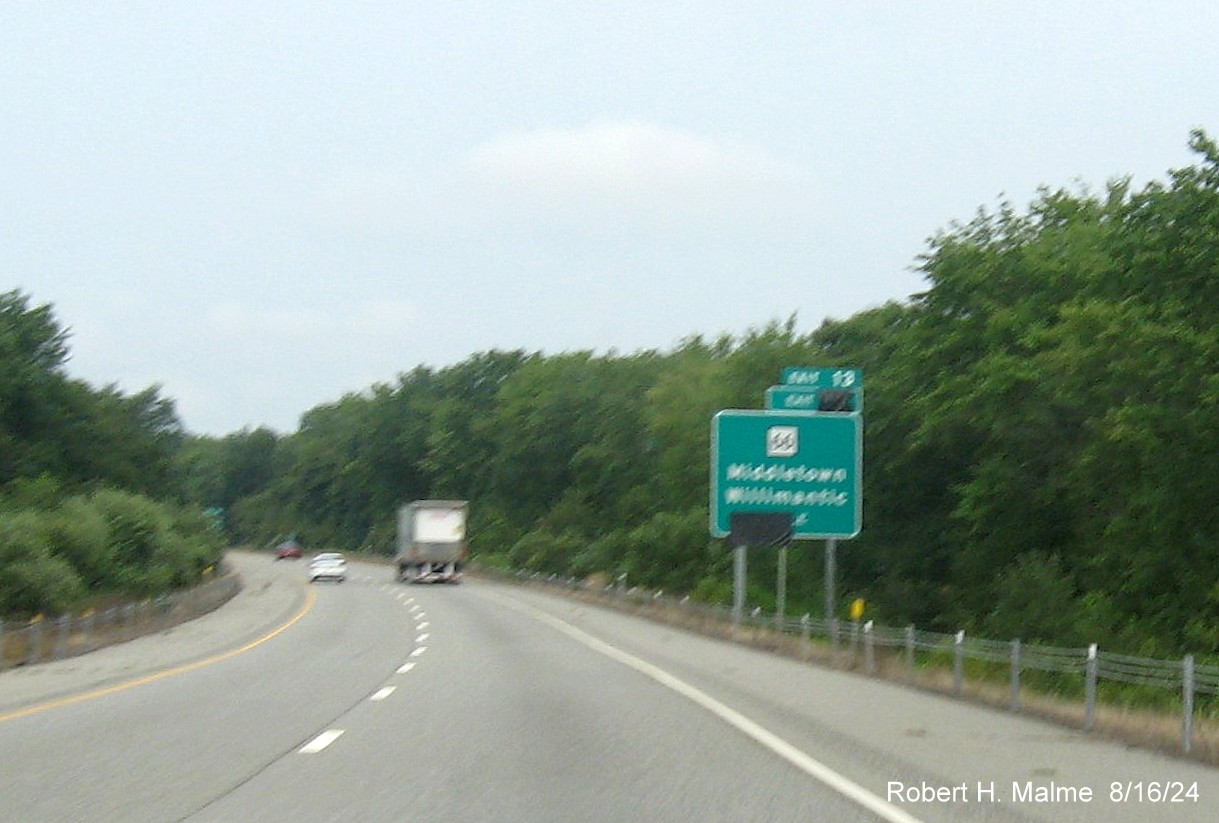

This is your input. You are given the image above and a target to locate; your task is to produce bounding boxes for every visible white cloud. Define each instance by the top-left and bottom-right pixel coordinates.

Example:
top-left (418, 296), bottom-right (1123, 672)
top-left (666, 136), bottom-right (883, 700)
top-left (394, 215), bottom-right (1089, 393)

top-left (309, 121), bottom-right (818, 239)
top-left (455, 121), bottom-right (816, 232)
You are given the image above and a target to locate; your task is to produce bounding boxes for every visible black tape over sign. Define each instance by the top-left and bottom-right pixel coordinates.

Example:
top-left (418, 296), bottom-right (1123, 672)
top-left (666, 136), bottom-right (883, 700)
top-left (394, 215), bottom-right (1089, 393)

top-left (728, 512), bottom-right (794, 549)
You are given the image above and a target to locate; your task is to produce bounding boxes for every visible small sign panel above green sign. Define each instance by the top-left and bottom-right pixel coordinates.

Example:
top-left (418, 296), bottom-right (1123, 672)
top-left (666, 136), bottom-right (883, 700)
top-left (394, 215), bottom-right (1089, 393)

top-left (781, 367), bottom-right (862, 389)
top-left (765, 386), bottom-right (821, 411)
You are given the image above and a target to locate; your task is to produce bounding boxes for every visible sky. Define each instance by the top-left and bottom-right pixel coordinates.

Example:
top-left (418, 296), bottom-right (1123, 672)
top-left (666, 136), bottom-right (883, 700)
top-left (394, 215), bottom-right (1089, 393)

top-left (4, 2), bottom-right (1217, 436)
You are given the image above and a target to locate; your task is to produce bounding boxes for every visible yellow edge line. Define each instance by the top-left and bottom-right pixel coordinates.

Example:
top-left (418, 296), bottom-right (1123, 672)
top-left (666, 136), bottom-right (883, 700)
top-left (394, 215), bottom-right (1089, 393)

top-left (0, 584), bottom-right (317, 725)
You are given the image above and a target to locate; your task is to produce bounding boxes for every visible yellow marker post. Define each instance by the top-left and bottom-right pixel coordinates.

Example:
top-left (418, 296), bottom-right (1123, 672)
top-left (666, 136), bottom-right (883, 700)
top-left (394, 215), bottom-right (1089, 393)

top-left (850, 598), bottom-right (866, 622)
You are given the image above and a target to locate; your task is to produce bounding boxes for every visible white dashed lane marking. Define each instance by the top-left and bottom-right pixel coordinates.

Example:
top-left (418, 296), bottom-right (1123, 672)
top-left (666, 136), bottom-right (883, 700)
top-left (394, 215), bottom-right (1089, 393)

top-left (297, 587), bottom-right (432, 755)
top-left (300, 730), bottom-right (344, 754)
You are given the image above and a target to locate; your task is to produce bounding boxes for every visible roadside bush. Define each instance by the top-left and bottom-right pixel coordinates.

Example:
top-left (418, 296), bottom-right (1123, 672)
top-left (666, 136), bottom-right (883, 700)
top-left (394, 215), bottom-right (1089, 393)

top-left (472, 551), bottom-right (513, 572)
top-left (691, 574), bottom-right (734, 606)
top-left (0, 474), bottom-right (66, 512)
top-left (622, 508), bottom-right (716, 593)
top-left (0, 511), bottom-right (84, 615)
top-left (82, 489), bottom-right (219, 594)
top-left (982, 552), bottom-right (1078, 643)
top-left (45, 497), bottom-right (113, 588)
top-left (0, 489), bottom-right (224, 615)
top-left (90, 489), bottom-right (167, 570)
top-left (570, 530), bottom-right (629, 579)
top-left (468, 506), bottom-right (524, 559)
top-left (508, 529), bottom-right (584, 574)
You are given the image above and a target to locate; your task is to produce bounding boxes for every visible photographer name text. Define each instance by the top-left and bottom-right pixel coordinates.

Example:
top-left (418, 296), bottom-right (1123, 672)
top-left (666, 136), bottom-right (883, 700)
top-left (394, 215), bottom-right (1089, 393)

top-left (888, 780), bottom-right (1200, 805)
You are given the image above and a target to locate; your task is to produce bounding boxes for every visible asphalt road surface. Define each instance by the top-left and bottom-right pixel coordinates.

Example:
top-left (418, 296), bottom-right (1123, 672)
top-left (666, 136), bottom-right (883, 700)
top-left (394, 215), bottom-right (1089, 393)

top-left (1, 552), bottom-right (1216, 823)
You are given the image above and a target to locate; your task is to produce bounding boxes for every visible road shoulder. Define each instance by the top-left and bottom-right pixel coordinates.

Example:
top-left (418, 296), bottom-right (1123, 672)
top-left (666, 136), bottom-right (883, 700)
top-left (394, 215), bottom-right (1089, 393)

top-left (0, 551), bottom-right (304, 713)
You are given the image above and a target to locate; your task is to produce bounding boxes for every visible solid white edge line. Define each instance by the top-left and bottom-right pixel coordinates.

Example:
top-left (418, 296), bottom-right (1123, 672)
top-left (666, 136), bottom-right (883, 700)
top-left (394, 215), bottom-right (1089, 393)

top-left (497, 596), bottom-right (928, 823)
top-left (299, 729), bottom-right (344, 754)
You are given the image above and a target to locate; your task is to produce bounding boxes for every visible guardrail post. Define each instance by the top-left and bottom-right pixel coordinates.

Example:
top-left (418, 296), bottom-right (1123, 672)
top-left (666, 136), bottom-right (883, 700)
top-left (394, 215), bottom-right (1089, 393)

top-left (864, 620), bottom-right (875, 675)
top-left (831, 618), bottom-right (840, 651)
top-left (27, 615), bottom-right (44, 666)
top-left (850, 619), bottom-right (860, 658)
top-left (55, 614), bottom-right (71, 659)
top-left (1084, 643), bottom-right (1098, 731)
top-left (800, 613), bottom-right (810, 651)
top-left (953, 630), bottom-right (965, 696)
top-left (904, 625), bottom-right (915, 680)
top-left (1009, 639), bottom-right (1022, 712)
top-left (1183, 654), bottom-right (1195, 753)
top-left (0, 617), bottom-right (5, 666)
top-left (82, 608), bottom-right (95, 650)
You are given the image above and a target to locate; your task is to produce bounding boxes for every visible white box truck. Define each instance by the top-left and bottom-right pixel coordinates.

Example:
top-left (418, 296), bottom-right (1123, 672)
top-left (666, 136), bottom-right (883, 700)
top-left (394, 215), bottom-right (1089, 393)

top-left (396, 500), bottom-right (468, 583)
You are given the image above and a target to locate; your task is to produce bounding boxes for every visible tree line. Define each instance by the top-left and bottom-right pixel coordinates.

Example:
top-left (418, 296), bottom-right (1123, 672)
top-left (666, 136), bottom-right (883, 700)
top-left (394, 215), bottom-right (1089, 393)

top-left (0, 290), bottom-right (223, 616)
top-left (8, 131), bottom-right (1219, 655)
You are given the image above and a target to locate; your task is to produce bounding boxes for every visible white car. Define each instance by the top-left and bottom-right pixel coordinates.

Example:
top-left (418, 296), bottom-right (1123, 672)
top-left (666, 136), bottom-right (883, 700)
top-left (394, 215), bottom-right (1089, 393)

top-left (308, 552), bottom-right (347, 583)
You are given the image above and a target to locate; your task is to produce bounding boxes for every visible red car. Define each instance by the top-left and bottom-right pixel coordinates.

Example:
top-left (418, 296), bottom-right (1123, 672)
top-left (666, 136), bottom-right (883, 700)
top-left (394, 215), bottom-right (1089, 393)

top-left (275, 540), bottom-right (303, 560)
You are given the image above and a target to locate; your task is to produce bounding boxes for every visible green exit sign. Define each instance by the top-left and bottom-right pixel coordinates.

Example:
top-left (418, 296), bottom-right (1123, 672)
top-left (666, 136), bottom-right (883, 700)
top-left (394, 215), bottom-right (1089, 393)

top-left (765, 386), bottom-right (822, 411)
top-left (773, 367), bottom-right (863, 414)
top-left (711, 410), bottom-right (861, 540)
top-left (781, 367), bottom-right (862, 389)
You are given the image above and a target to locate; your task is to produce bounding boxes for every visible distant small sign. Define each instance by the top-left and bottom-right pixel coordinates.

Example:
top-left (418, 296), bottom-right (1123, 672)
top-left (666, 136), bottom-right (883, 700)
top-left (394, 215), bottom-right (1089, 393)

top-left (765, 386), bottom-right (820, 411)
top-left (781, 367), bottom-right (862, 389)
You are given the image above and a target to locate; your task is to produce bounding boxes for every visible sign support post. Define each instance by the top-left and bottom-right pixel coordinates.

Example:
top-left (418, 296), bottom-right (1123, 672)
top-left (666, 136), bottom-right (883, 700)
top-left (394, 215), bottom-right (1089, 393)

top-left (776, 544), bottom-right (788, 628)
top-left (727, 512), bottom-right (793, 628)
top-left (733, 546), bottom-right (746, 627)
top-left (825, 537), bottom-right (837, 625)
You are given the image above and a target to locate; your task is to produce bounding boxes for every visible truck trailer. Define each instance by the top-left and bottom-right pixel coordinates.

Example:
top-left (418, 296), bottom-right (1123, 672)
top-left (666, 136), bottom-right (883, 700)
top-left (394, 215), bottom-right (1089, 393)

top-left (396, 500), bottom-right (468, 583)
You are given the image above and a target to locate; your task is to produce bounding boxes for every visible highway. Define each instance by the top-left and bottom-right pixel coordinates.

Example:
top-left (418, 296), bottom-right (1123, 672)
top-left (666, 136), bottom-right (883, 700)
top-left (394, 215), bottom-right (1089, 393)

top-left (1, 552), bottom-right (1216, 823)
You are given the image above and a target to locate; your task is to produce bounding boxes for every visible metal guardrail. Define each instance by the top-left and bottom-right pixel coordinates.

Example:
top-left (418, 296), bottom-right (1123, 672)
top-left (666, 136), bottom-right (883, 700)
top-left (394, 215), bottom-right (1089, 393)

top-left (0, 568), bottom-right (241, 671)
top-left (512, 570), bottom-right (1218, 754)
